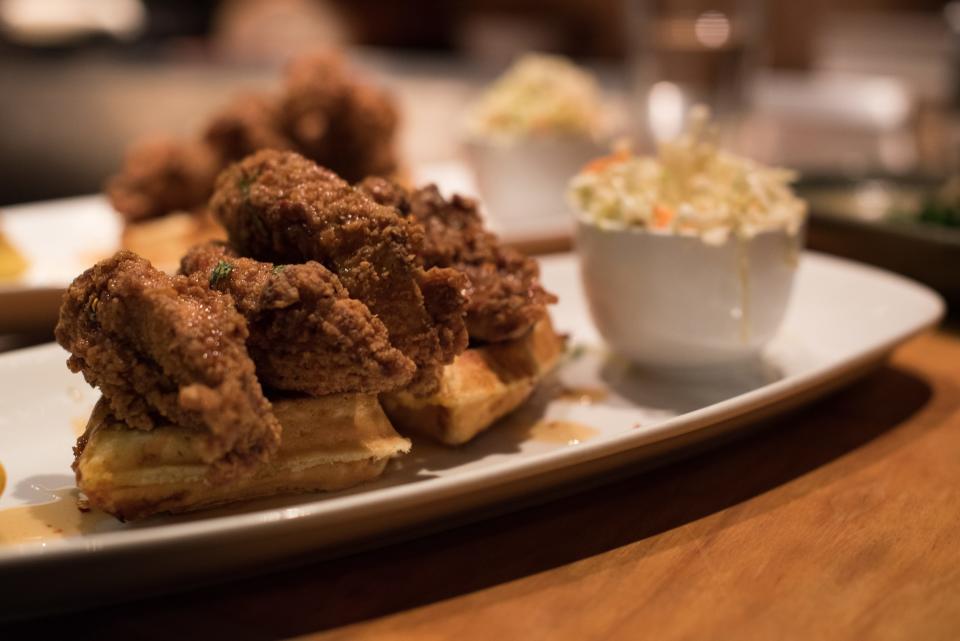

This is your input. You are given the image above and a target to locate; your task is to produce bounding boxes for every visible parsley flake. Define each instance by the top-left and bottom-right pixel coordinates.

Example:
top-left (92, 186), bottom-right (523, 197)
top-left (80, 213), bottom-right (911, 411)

top-left (209, 260), bottom-right (234, 288)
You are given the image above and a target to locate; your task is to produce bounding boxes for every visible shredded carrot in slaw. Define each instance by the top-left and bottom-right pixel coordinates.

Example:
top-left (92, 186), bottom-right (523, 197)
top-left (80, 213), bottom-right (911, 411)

top-left (582, 148), bottom-right (630, 175)
top-left (567, 107), bottom-right (807, 244)
top-left (652, 204), bottom-right (674, 229)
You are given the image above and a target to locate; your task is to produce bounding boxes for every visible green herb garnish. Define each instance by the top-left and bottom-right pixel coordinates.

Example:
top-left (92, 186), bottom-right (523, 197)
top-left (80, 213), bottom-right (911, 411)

top-left (237, 172), bottom-right (254, 197)
top-left (209, 260), bottom-right (234, 288)
top-left (272, 264), bottom-right (288, 274)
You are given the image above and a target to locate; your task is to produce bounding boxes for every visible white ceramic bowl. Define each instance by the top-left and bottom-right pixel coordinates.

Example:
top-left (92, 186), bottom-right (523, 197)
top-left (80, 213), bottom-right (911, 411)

top-left (465, 136), bottom-right (601, 229)
top-left (576, 219), bottom-right (802, 368)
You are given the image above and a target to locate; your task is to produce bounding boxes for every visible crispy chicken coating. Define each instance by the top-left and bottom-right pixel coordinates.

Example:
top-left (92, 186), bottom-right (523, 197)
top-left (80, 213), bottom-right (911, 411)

top-left (107, 52), bottom-right (400, 221)
top-left (106, 137), bottom-right (219, 222)
top-left (280, 52), bottom-right (399, 182)
top-left (358, 177), bottom-right (556, 342)
top-left (211, 150), bottom-right (468, 393)
top-left (181, 242), bottom-right (415, 395)
top-left (204, 92), bottom-right (293, 163)
top-left (55, 250), bottom-right (281, 475)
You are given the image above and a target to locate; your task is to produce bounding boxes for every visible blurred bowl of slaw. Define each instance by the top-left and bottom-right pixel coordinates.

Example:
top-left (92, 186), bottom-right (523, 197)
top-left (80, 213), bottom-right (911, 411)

top-left (568, 108), bottom-right (807, 368)
top-left (464, 53), bottom-right (610, 230)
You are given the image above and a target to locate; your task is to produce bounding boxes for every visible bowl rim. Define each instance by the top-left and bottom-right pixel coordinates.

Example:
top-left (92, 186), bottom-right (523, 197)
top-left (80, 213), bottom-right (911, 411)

top-left (574, 215), bottom-right (803, 243)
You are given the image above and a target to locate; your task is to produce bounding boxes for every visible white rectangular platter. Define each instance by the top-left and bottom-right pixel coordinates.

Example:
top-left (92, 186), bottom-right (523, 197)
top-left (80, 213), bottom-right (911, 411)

top-left (0, 251), bottom-right (943, 618)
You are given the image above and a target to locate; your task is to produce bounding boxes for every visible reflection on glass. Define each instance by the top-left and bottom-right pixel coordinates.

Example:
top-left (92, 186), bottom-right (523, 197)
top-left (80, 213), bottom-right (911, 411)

top-left (694, 10), bottom-right (731, 49)
top-left (647, 80), bottom-right (685, 142)
top-left (627, 0), bottom-right (761, 150)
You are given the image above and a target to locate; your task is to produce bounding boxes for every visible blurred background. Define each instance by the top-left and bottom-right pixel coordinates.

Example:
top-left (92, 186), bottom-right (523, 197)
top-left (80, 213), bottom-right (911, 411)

top-left (1, 0), bottom-right (958, 205)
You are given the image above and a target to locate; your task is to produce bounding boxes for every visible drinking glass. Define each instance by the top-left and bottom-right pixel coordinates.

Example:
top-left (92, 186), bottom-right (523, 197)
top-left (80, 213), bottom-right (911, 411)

top-left (626, 0), bottom-right (763, 149)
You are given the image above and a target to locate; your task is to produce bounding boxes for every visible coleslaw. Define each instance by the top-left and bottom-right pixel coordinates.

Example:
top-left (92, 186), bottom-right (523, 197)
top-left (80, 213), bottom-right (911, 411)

top-left (568, 107), bottom-right (807, 245)
top-left (466, 53), bottom-right (602, 143)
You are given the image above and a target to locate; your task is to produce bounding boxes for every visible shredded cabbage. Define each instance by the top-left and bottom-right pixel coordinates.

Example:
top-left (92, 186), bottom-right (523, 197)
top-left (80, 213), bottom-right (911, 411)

top-left (568, 107), bottom-right (807, 244)
top-left (467, 53), bottom-right (602, 142)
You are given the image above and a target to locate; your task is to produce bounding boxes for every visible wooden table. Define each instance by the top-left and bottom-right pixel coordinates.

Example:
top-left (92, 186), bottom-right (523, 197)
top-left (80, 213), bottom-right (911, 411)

top-left (2, 326), bottom-right (957, 639)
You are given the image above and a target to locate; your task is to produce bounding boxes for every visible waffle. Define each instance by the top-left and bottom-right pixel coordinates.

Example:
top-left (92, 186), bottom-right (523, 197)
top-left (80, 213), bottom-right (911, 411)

top-left (380, 317), bottom-right (565, 445)
top-left (75, 393), bottom-right (410, 520)
top-left (120, 211), bottom-right (225, 273)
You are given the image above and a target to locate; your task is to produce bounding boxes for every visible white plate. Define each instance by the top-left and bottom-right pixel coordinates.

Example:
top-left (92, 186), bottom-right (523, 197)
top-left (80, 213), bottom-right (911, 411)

top-left (0, 196), bottom-right (122, 333)
top-left (0, 251), bottom-right (943, 618)
top-left (0, 162), bottom-right (567, 332)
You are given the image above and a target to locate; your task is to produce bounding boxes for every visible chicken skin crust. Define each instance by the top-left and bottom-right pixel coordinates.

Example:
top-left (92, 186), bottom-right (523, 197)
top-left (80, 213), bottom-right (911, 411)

top-left (210, 150), bottom-right (468, 393)
top-left (203, 92), bottom-right (294, 164)
top-left (106, 52), bottom-right (400, 222)
top-left (358, 178), bottom-right (556, 343)
top-left (280, 51), bottom-right (399, 183)
top-left (106, 137), bottom-right (220, 222)
top-left (55, 250), bottom-right (281, 476)
top-left (181, 242), bottom-right (415, 395)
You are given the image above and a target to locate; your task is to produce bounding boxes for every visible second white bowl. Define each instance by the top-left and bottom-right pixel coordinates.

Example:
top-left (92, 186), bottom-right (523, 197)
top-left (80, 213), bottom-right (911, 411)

top-left (465, 136), bottom-right (601, 228)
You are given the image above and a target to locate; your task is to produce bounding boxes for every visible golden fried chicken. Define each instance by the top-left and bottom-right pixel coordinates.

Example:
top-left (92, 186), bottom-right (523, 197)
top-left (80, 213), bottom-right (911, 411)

top-left (55, 250), bottom-right (281, 476)
top-left (106, 137), bottom-right (219, 222)
top-left (211, 150), bottom-right (468, 393)
top-left (358, 178), bottom-right (556, 342)
top-left (181, 241), bottom-right (415, 395)
top-left (203, 92), bottom-right (293, 163)
top-left (280, 51), bottom-right (399, 182)
top-left (106, 52), bottom-right (400, 222)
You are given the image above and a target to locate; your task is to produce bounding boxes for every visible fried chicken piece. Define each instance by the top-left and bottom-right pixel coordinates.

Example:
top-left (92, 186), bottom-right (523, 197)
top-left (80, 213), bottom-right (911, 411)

top-left (55, 250), bottom-right (281, 476)
top-left (280, 52), bottom-right (399, 182)
top-left (358, 178), bottom-right (556, 342)
top-left (181, 242), bottom-right (415, 395)
top-left (106, 52), bottom-right (400, 221)
top-left (211, 150), bottom-right (468, 393)
top-left (416, 267), bottom-right (471, 365)
top-left (106, 137), bottom-right (220, 222)
top-left (204, 92), bottom-right (293, 163)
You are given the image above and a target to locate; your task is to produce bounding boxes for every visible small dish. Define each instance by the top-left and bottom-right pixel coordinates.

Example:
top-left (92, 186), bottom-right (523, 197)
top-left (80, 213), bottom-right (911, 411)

top-left (462, 53), bottom-right (608, 232)
top-left (577, 220), bottom-right (801, 368)
top-left (465, 135), bottom-right (599, 229)
top-left (568, 108), bottom-right (807, 368)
